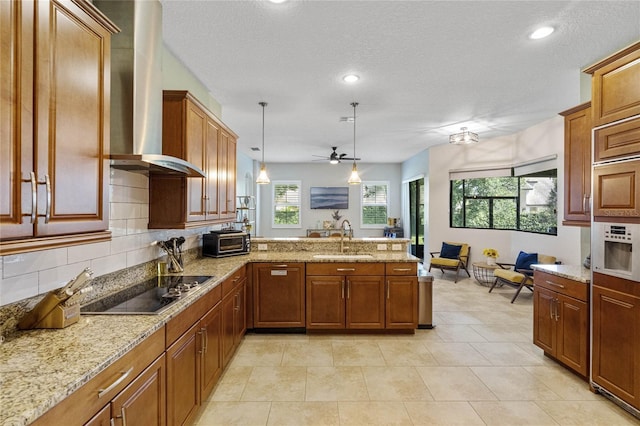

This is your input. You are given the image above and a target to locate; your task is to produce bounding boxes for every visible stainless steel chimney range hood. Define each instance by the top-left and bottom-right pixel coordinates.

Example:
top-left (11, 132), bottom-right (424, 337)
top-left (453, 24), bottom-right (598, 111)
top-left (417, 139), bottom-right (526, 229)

top-left (95, 0), bottom-right (205, 178)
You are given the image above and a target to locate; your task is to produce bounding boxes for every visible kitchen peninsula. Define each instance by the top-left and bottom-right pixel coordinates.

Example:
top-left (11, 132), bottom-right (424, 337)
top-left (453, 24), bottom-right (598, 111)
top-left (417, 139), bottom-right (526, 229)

top-left (0, 237), bottom-right (419, 425)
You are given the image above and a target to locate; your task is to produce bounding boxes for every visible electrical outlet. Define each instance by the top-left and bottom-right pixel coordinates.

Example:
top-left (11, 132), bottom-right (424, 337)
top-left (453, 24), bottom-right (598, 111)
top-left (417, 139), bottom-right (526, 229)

top-left (392, 244), bottom-right (402, 251)
top-left (258, 244), bottom-right (268, 251)
top-left (377, 244), bottom-right (388, 251)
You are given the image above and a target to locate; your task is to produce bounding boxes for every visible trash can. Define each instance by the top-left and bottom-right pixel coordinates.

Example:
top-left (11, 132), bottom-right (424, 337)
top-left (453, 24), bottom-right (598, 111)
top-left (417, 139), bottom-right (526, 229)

top-left (418, 273), bottom-right (434, 329)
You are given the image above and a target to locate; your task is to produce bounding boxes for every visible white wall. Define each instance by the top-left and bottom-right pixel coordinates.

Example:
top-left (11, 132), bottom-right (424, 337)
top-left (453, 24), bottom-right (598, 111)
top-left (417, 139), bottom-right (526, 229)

top-left (255, 163), bottom-right (402, 238)
top-left (427, 116), bottom-right (584, 266)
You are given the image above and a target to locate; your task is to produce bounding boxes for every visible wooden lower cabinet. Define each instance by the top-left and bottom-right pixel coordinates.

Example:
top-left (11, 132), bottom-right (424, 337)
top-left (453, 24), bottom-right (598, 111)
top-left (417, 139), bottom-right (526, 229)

top-left (305, 262), bottom-right (419, 331)
top-left (533, 271), bottom-right (589, 377)
top-left (253, 263), bottom-right (305, 328)
top-left (222, 271), bottom-right (247, 368)
top-left (110, 354), bottom-right (166, 426)
top-left (201, 304), bottom-right (223, 400)
top-left (592, 272), bottom-right (640, 410)
top-left (165, 285), bottom-right (227, 426)
top-left (386, 275), bottom-right (418, 329)
top-left (166, 322), bottom-right (201, 426)
top-left (306, 263), bottom-right (387, 330)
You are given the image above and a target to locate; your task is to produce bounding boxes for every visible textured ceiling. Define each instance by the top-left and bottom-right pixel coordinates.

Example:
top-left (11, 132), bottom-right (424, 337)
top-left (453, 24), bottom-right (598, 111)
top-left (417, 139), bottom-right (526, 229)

top-left (161, 0), bottom-right (640, 164)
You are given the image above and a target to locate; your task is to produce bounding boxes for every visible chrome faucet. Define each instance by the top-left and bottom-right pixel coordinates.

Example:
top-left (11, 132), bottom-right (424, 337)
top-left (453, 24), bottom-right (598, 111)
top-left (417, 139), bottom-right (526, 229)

top-left (340, 219), bottom-right (352, 253)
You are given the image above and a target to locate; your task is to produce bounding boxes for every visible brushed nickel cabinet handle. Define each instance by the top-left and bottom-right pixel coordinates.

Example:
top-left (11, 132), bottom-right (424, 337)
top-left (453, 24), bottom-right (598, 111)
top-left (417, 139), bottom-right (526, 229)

top-left (341, 280), bottom-right (345, 299)
top-left (98, 367), bottom-right (134, 398)
top-left (387, 281), bottom-right (390, 299)
top-left (121, 406), bottom-right (127, 426)
top-left (584, 194), bottom-right (590, 213)
top-left (37, 174), bottom-right (51, 223)
top-left (273, 264), bottom-right (288, 268)
top-left (336, 268), bottom-right (355, 272)
top-left (393, 268), bottom-right (411, 272)
top-left (347, 280), bottom-right (350, 299)
top-left (549, 299), bottom-right (553, 320)
top-left (21, 172), bottom-right (37, 223)
top-left (545, 280), bottom-right (564, 289)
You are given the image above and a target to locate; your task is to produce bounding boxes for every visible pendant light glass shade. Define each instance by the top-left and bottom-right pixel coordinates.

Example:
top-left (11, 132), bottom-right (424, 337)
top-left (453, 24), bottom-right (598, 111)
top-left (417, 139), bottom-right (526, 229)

top-left (348, 102), bottom-right (361, 185)
top-left (256, 101), bottom-right (270, 184)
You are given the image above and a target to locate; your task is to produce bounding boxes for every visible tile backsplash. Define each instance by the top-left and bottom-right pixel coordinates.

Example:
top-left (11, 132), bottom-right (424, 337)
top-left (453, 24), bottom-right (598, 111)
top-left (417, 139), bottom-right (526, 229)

top-left (0, 169), bottom-right (217, 307)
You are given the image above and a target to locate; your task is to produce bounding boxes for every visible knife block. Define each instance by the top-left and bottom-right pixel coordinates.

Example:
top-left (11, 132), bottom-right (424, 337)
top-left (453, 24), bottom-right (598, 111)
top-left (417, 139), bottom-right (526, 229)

top-left (18, 292), bottom-right (80, 330)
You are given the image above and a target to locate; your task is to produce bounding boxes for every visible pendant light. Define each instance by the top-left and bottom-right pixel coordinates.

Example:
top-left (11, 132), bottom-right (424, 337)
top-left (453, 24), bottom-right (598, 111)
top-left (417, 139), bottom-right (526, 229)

top-left (347, 102), bottom-right (362, 185)
top-left (256, 101), bottom-right (270, 184)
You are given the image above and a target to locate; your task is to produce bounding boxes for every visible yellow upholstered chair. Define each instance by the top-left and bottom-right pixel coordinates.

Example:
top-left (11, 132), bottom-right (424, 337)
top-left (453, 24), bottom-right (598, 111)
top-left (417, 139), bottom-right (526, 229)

top-left (489, 252), bottom-right (557, 303)
top-left (428, 242), bottom-right (471, 283)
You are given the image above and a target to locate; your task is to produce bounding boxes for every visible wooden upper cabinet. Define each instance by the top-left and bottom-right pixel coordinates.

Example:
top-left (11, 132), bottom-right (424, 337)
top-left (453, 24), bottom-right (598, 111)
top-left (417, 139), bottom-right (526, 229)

top-left (0, 0), bottom-right (116, 253)
top-left (149, 91), bottom-right (237, 229)
top-left (218, 129), bottom-right (237, 220)
top-left (592, 160), bottom-right (640, 220)
top-left (594, 116), bottom-right (640, 163)
top-left (560, 102), bottom-right (592, 226)
top-left (585, 41), bottom-right (640, 127)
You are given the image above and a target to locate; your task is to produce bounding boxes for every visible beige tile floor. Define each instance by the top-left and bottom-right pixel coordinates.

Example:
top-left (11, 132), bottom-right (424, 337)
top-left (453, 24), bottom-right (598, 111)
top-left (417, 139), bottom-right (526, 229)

top-left (195, 274), bottom-right (640, 425)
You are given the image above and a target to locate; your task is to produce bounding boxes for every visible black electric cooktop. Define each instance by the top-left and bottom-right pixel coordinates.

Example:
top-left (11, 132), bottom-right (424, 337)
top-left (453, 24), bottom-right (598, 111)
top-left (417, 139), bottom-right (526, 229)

top-left (81, 275), bottom-right (213, 314)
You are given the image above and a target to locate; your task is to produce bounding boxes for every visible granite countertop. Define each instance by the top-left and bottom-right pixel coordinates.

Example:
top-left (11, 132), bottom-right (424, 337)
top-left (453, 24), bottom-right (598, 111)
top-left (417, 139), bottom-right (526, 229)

top-left (532, 264), bottom-right (591, 283)
top-left (0, 251), bottom-right (419, 426)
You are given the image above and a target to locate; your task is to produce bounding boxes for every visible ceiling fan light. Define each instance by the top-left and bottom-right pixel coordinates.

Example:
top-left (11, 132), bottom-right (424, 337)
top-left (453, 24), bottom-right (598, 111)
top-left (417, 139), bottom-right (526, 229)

top-left (256, 163), bottom-right (270, 184)
top-left (348, 163), bottom-right (361, 185)
top-left (330, 158), bottom-right (340, 165)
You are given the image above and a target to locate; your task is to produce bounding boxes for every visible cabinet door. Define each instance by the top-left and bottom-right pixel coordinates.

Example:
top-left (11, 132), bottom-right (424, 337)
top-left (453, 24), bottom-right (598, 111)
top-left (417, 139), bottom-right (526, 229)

top-left (221, 290), bottom-right (237, 368)
top-left (347, 276), bottom-right (385, 329)
top-left (306, 275), bottom-right (345, 329)
top-left (386, 276), bottom-right (418, 329)
top-left (533, 287), bottom-right (556, 354)
top-left (111, 354), bottom-right (166, 426)
top-left (85, 404), bottom-right (110, 426)
top-left (234, 280), bottom-right (247, 345)
top-left (556, 294), bottom-right (588, 377)
top-left (588, 42), bottom-right (640, 126)
top-left (166, 323), bottom-right (200, 426)
top-left (592, 284), bottom-right (640, 408)
top-left (0, 0), bottom-right (34, 239)
top-left (593, 161), bottom-right (640, 219)
top-left (253, 263), bottom-right (305, 328)
top-left (218, 130), bottom-right (236, 220)
top-left (201, 302), bottom-right (222, 401)
top-left (185, 100), bottom-right (207, 222)
top-left (204, 118), bottom-right (220, 219)
top-left (34, 0), bottom-right (110, 236)
top-left (560, 103), bottom-right (591, 225)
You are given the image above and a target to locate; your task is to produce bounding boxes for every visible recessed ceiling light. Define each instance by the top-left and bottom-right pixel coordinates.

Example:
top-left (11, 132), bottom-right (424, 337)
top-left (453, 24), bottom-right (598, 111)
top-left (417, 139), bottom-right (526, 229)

top-left (268, 0), bottom-right (288, 3)
top-left (529, 26), bottom-right (554, 40)
top-left (343, 74), bottom-right (360, 83)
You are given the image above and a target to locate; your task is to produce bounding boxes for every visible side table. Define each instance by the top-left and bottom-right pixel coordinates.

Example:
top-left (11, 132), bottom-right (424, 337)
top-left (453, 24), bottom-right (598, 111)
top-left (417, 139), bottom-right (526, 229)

top-left (472, 261), bottom-right (501, 287)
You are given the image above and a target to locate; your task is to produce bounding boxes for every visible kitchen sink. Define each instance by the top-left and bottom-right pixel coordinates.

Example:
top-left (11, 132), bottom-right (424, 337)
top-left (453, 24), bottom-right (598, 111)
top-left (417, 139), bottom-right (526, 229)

top-left (312, 254), bottom-right (374, 259)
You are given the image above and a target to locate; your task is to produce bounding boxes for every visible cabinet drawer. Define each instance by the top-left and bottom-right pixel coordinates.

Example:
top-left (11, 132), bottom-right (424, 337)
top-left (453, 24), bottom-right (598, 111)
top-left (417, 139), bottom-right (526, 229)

top-left (385, 262), bottom-right (417, 276)
top-left (594, 117), bottom-right (640, 162)
top-left (306, 262), bottom-right (384, 276)
top-left (534, 271), bottom-right (587, 301)
top-left (34, 327), bottom-right (165, 425)
top-left (222, 266), bottom-right (247, 297)
top-left (166, 284), bottom-right (222, 347)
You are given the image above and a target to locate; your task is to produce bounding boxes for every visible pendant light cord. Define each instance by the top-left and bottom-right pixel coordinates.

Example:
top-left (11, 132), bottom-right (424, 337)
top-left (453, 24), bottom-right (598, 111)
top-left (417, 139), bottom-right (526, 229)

top-left (351, 102), bottom-right (358, 163)
top-left (259, 101), bottom-right (267, 164)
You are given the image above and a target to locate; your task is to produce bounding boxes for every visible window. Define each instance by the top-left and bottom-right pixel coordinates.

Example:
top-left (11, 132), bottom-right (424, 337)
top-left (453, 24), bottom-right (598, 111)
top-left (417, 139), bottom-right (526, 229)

top-left (361, 181), bottom-right (389, 227)
top-left (273, 181), bottom-right (301, 227)
top-left (450, 171), bottom-right (557, 235)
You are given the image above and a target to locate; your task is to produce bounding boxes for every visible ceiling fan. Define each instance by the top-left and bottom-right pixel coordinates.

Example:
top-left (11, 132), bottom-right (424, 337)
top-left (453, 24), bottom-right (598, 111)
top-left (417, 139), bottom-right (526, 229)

top-left (312, 146), bottom-right (360, 164)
